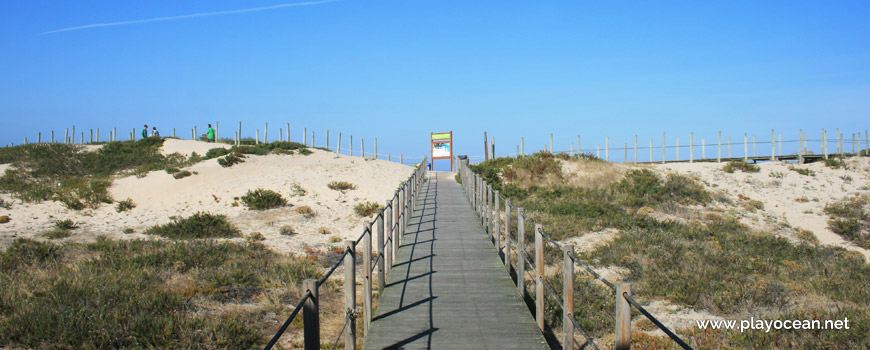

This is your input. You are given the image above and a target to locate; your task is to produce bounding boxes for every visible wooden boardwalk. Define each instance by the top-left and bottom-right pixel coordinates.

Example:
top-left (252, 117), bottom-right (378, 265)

top-left (362, 172), bottom-right (549, 350)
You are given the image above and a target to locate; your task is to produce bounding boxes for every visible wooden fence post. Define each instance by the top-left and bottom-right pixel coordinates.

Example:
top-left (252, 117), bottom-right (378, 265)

top-left (676, 135), bottom-right (679, 161)
top-left (771, 129), bottom-right (776, 161)
top-left (662, 132), bottom-right (666, 164)
top-left (550, 133), bottom-right (554, 154)
top-left (615, 283), bottom-right (632, 350)
top-left (534, 224), bottom-right (545, 332)
top-left (393, 197), bottom-right (399, 257)
top-left (634, 135), bottom-right (638, 163)
top-left (304, 128), bottom-right (307, 146)
top-left (753, 135), bottom-right (757, 157)
top-left (279, 128), bottom-right (283, 142)
top-left (65, 128), bottom-right (69, 144)
top-left (744, 133), bottom-right (748, 161)
top-left (563, 245), bottom-right (575, 350)
top-left (505, 198), bottom-right (512, 272)
top-left (375, 138), bottom-right (378, 159)
top-left (303, 279), bottom-right (320, 350)
top-left (51, 130), bottom-right (55, 143)
top-left (702, 138), bottom-right (705, 160)
top-left (717, 131), bottom-right (721, 163)
top-left (605, 136), bottom-right (609, 161)
top-left (517, 208), bottom-right (525, 297)
top-left (312, 131), bottom-right (315, 148)
top-left (362, 138), bottom-right (365, 157)
top-left (494, 190), bottom-right (501, 249)
top-left (38, 132), bottom-right (41, 144)
top-left (286, 123), bottom-right (290, 142)
top-left (338, 133), bottom-right (342, 154)
top-left (345, 240), bottom-right (357, 350)
top-left (326, 130), bottom-right (330, 151)
top-left (798, 129), bottom-right (804, 163)
top-left (363, 223), bottom-right (372, 334)
top-left (238, 122), bottom-right (242, 144)
top-left (385, 203), bottom-right (393, 275)
top-left (377, 209), bottom-right (386, 293)
top-left (649, 138), bottom-right (653, 163)
top-left (778, 134), bottom-right (782, 157)
top-left (256, 130), bottom-right (260, 145)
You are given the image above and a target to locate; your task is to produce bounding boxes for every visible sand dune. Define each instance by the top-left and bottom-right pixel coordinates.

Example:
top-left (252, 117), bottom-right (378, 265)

top-left (0, 139), bottom-right (414, 254)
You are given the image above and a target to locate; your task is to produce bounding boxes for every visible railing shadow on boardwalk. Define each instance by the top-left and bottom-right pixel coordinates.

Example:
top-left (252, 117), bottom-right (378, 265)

top-left (375, 175), bottom-right (439, 349)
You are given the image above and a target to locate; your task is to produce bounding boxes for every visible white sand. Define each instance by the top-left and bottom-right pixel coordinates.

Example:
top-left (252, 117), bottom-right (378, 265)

top-left (0, 139), bottom-right (413, 254)
top-left (657, 158), bottom-right (870, 260)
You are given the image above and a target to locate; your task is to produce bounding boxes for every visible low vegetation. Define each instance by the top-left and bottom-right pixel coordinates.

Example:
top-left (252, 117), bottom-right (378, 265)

top-left (116, 198), bottom-right (135, 212)
top-left (354, 201), bottom-right (380, 217)
top-left (144, 212), bottom-right (241, 239)
top-left (295, 205), bottom-right (315, 219)
top-left (241, 189), bottom-right (287, 210)
top-left (54, 219), bottom-right (78, 230)
top-left (0, 139), bottom-right (197, 210)
top-left (824, 195), bottom-right (869, 249)
top-left (217, 152), bottom-right (245, 168)
top-left (173, 170), bottom-right (193, 179)
top-left (0, 237), bottom-right (320, 349)
top-left (470, 154), bottom-right (870, 348)
top-left (327, 181), bottom-right (356, 191)
top-left (722, 160), bottom-right (760, 173)
top-left (788, 165), bottom-right (815, 177)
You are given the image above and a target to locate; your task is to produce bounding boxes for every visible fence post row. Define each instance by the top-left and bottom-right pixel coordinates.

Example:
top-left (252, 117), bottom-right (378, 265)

top-left (385, 203), bottom-right (393, 276)
top-left (504, 198), bottom-right (512, 272)
top-left (377, 209), bottom-right (386, 293)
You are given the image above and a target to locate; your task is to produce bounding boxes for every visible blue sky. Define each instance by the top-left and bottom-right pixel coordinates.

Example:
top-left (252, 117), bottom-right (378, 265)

top-left (2, 1), bottom-right (869, 169)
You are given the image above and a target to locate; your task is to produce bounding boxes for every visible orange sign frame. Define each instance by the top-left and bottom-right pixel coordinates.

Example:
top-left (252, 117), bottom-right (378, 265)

top-left (430, 131), bottom-right (454, 171)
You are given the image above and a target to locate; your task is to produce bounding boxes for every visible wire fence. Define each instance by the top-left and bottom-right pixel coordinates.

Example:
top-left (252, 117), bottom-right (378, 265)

top-left (458, 158), bottom-right (695, 350)
top-left (479, 128), bottom-right (869, 164)
top-left (264, 157), bottom-right (428, 350)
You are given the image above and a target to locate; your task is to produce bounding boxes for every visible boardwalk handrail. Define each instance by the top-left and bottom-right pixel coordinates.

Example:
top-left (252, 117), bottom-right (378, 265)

top-left (265, 157), bottom-right (428, 350)
top-left (457, 157), bottom-right (694, 350)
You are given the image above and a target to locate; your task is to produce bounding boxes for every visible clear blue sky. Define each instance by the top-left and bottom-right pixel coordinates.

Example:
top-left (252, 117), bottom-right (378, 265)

top-left (2, 1), bottom-right (869, 169)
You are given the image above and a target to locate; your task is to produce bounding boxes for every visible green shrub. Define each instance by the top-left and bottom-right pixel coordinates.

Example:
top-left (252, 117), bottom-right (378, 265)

top-left (164, 166), bottom-right (181, 174)
top-left (240, 189), bottom-right (287, 210)
top-left (54, 219), bottom-right (78, 230)
top-left (823, 196), bottom-right (869, 248)
top-left (454, 173), bottom-right (462, 184)
top-left (327, 181), bottom-right (356, 191)
top-left (299, 148), bottom-right (313, 156)
top-left (217, 153), bottom-right (245, 168)
top-left (722, 160), bottom-right (760, 173)
top-left (173, 170), bottom-right (193, 179)
top-left (116, 198), bottom-right (135, 212)
top-left (296, 205), bottom-right (315, 218)
top-left (354, 202), bottom-right (380, 217)
top-left (144, 212), bottom-right (241, 239)
top-left (0, 238), bottom-right (61, 272)
top-left (789, 166), bottom-right (815, 176)
top-left (44, 229), bottom-right (72, 239)
top-left (205, 147), bottom-right (231, 159)
top-left (823, 157), bottom-right (846, 169)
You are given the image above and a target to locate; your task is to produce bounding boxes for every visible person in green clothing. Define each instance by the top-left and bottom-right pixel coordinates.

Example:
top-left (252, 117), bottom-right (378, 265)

top-left (141, 125), bottom-right (148, 139)
top-left (202, 124), bottom-right (215, 142)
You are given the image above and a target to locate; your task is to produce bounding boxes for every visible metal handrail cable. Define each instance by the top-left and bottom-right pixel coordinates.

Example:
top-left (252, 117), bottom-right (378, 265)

top-left (263, 290), bottom-right (313, 350)
top-left (622, 292), bottom-right (694, 350)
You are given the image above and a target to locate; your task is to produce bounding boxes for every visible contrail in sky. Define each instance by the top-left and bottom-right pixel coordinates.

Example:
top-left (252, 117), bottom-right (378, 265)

top-left (42, 0), bottom-right (339, 34)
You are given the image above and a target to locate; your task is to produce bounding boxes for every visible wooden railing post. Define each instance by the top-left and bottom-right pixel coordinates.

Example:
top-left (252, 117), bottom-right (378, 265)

top-left (344, 241), bottom-right (357, 350)
top-left (398, 187), bottom-right (405, 243)
top-left (505, 198), bottom-right (512, 272)
top-left (363, 224), bottom-right (372, 334)
top-left (534, 224), bottom-right (545, 331)
top-left (615, 283), bottom-right (632, 350)
top-left (517, 208), bottom-right (525, 297)
top-left (385, 202), bottom-right (393, 274)
top-left (377, 209), bottom-right (386, 293)
top-left (494, 190), bottom-right (501, 249)
top-left (563, 245), bottom-right (575, 349)
top-left (303, 279), bottom-right (320, 350)
top-left (393, 196), bottom-right (400, 253)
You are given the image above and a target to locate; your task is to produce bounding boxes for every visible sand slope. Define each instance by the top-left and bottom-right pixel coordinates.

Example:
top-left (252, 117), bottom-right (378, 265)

top-left (0, 139), bottom-right (413, 254)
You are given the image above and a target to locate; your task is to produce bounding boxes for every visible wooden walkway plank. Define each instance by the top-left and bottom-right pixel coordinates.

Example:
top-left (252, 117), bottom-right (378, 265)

top-left (362, 172), bottom-right (549, 350)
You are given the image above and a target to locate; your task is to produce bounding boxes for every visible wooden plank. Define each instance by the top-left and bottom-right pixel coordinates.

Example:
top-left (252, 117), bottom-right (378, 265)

top-left (362, 172), bottom-right (548, 349)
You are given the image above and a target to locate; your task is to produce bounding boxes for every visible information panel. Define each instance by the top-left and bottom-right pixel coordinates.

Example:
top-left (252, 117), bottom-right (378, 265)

top-left (430, 131), bottom-right (454, 171)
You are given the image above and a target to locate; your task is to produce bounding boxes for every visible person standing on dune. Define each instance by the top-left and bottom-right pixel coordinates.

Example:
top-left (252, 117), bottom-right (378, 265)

top-left (202, 124), bottom-right (215, 143)
top-left (142, 125), bottom-right (148, 139)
